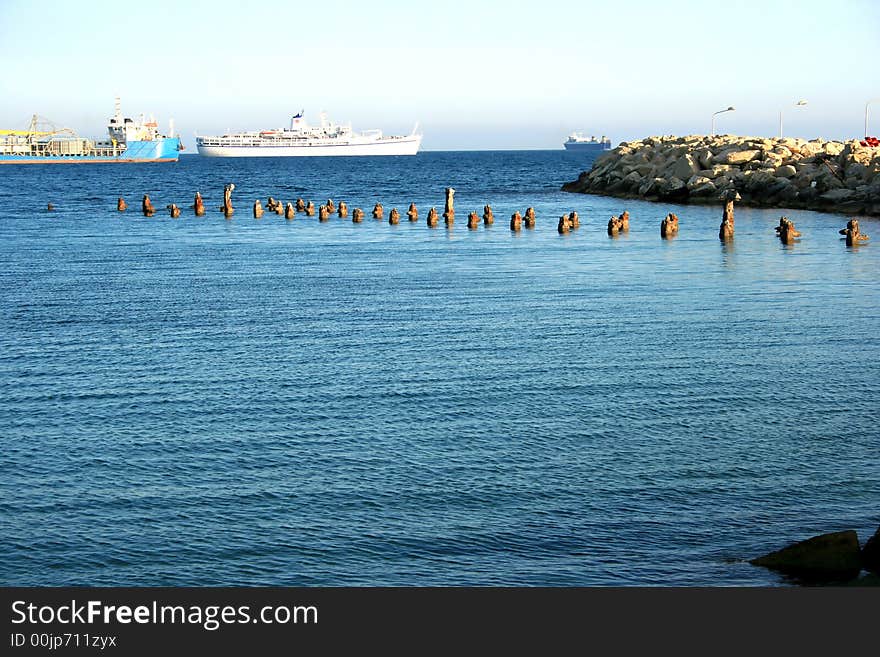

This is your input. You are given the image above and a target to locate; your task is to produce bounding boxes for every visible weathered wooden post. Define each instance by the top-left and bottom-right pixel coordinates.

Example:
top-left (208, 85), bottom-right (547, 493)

top-left (557, 215), bottom-right (570, 234)
top-left (407, 203), bottom-right (418, 222)
top-left (338, 201), bottom-right (348, 218)
top-left (482, 204), bottom-right (494, 225)
top-left (117, 197), bottom-right (127, 212)
top-left (142, 194), bottom-right (155, 217)
top-left (46, 203), bottom-right (54, 211)
top-left (352, 208), bottom-right (364, 223)
top-left (254, 200), bottom-right (264, 218)
top-left (660, 212), bottom-right (679, 238)
top-left (467, 211), bottom-right (480, 229)
top-left (326, 199), bottom-right (335, 213)
top-left (372, 203), bottom-right (384, 219)
top-left (285, 202), bottom-right (295, 220)
top-left (619, 210), bottom-right (630, 232)
top-left (443, 187), bottom-right (455, 225)
top-left (723, 199), bottom-right (734, 229)
top-left (194, 192), bottom-right (206, 216)
top-left (319, 205), bottom-right (330, 221)
top-left (840, 218), bottom-right (869, 246)
top-left (524, 207), bottom-right (536, 229)
top-left (607, 216), bottom-right (622, 236)
top-left (305, 201), bottom-right (315, 216)
top-left (389, 208), bottom-right (401, 224)
top-left (167, 203), bottom-right (181, 218)
top-left (568, 211), bottom-right (579, 228)
top-left (426, 207), bottom-right (439, 227)
top-left (775, 217), bottom-right (801, 244)
top-left (221, 183), bottom-right (235, 217)
top-left (510, 210), bottom-right (522, 231)
top-left (296, 198), bottom-right (306, 212)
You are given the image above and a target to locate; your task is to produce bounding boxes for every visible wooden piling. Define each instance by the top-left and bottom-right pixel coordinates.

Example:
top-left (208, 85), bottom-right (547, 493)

top-left (194, 192), bottom-right (205, 216)
top-left (117, 197), bottom-right (127, 212)
top-left (142, 194), bottom-right (155, 217)
top-left (443, 187), bottom-right (455, 224)
top-left (407, 203), bottom-right (418, 222)
top-left (221, 183), bottom-right (235, 217)
top-left (427, 207), bottom-right (439, 227)
top-left (167, 203), bottom-right (181, 218)
top-left (510, 211), bottom-right (522, 231)
top-left (482, 205), bottom-right (494, 225)
top-left (338, 201), bottom-right (348, 218)
top-left (524, 207), bottom-right (536, 229)
top-left (372, 203), bottom-right (384, 219)
top-left (660, 212), bottom-right (679, 238)
top-left (467, 211), bottom-right (480, 229)
top-left (352, 208), bottom-right (364, 223)
top-left (254, 200), bottom-right (264, 218)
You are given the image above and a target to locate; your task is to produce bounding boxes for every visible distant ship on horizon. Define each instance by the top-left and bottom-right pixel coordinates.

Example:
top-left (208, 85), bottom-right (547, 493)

top-left (196, 111), bottom-right (422, 157)
top-left (563, 132), bottom-right (612, 152)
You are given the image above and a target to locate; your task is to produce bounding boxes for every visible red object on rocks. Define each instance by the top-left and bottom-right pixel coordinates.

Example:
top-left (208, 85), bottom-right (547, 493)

top-left (859, 136), bottom-right (879, 147)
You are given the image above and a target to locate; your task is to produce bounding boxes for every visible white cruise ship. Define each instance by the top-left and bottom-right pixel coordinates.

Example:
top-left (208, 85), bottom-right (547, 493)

top-left (196, 111), bottom-right (422, 157)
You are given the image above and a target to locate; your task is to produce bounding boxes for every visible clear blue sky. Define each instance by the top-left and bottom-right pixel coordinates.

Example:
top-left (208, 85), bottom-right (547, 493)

top-left (1, 0), bottom-right (878, 149)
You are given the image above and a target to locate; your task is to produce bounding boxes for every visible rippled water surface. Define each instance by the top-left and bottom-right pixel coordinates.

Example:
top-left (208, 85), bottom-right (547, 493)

top-left (1, 151), bottom-right (878, 586)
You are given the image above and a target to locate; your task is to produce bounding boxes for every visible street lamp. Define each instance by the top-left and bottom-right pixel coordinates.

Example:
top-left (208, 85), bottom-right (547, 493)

top-left (779, 99), bottom-right (807, 138)
top-left (711, 106), bottom-right (735, 136)
top-left (865, 98), bottom-right (880, 138)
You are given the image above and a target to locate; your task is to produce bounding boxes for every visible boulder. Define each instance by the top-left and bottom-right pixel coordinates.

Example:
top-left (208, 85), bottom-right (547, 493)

top-left (657, 177), bottom-right (688, 200)
top-left (750, 530), bottom-right (863, 581)
top-left (862, 526), bottom-right (880, 574)
top-left (690, 181), bottom-right (717, 197)
top-left (821, 188), bottom-right (856, 203)
top-left (720, 149), bottom-right (760, 165)
top-left (775, 164), bottom-right (797, 178)
top-left (672, 154), bottom-right (700, 180)
top-left (696, 148), bottom-right (714, 169)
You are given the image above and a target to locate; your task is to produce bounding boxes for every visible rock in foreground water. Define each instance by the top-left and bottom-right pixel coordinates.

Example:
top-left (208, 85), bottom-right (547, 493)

top-left (750, 530), bottom-right (862, 580)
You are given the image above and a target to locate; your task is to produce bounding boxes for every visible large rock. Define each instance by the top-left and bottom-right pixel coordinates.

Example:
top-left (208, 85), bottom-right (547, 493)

top-left (657, 176), bottom-right (688, 200)
top-left (721, 149), bottom-right (760, 165)
top-left (820, 188), bottom-right (856, 203)
top-left (775, 164), bottom-right (797, 178)
top-left (750, 530), bottom-right (863, 581)
top-left (862, 526), bottom-right (880, 574)
top-left (672, 154), bottom-right (700, 180)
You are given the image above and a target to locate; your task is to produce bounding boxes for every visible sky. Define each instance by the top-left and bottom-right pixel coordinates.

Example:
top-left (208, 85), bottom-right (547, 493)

top-left (1, 0), bottom-right (878, 150)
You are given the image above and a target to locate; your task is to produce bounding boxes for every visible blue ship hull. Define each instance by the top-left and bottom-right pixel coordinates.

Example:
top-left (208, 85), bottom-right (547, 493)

top-left (0, 137), bottom-right (181, 164)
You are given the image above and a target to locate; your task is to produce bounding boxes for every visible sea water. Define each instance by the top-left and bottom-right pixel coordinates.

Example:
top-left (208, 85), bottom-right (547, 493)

top-left (0, 151), bottom-right (877, 586)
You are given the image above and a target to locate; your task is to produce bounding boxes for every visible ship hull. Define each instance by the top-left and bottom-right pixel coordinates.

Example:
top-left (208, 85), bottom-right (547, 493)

top-left (0, 137), bottom-right (181, 164)
top-left (197, 135), bottom-right (422, 157)
top-left (563, 141), bottom-right (611, 152)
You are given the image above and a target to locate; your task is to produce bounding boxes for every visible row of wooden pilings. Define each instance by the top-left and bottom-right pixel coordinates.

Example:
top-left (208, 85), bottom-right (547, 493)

top-left (123, 186), bottom-right (871, 246)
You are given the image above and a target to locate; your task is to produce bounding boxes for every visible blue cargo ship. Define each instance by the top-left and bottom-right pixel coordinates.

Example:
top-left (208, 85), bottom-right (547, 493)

top-left (0, 99), bottom-right (181, 164)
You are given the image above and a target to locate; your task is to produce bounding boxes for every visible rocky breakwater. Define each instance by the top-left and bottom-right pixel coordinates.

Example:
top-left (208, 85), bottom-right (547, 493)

top-left (562, 135), bottom-right (880, 216)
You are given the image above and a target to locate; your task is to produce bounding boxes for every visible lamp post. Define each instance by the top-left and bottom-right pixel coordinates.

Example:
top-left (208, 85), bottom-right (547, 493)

top-left (865, 98), bottom-right (880, 138)
top-left (779, 99), bottom-right (807, 138)
top-left (711, 106), bottom-right (735, 136)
